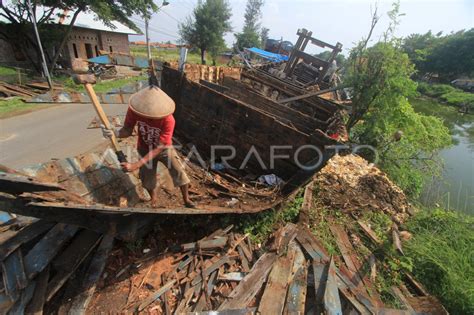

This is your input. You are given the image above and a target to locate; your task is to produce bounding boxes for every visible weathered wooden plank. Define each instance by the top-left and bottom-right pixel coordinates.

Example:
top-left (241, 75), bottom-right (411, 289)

top-left (0, 173), bottom-right (64, 194)
top-left (312, 261), bottom-right (327, 314)
top-left (181, 236), bottom-right (228, 251)
top-left (193, 269), bottom-right (218, 312)
top-left (0, 220), bottom-right (55, 261)
top-left (8, 280), bottom-right (36, 315)
top-left (330, 225), bottom-right (364, 287)
top-left (392, 224), bottom-right (404, 255)
top-left (24, 265), bottom-right (49, 315)
top-left (285, 242), bottom-right (308, 314)
top-left (45, 229), bottom-right (101, 302)
top-left (137, 279), bottom-right (176, 312)
top-left (270, 223), bottom-right (298, 254)
top-left (330, 225), bottom-right (383, 307)
top-left (23, 224), bottom-right (79, 279)
top-left (257, 251), bottom-right (295, 314)
top-left (338, 287), bottom-right (371, 315)
top-left (191, 255), bottom-right (231, 286)
top-left (323, 257), bottom-right (342, 315)
top-left (2, 248), bottom-right (27, 301)
top-left (0, 197), bottom-right (156, 241)
top-left (218, 252), bottom-right (277, 310)
top-left (295, 228), bottom-right (327, 262)
top-left (403, 273), bottom-right (428, 297)
top-left (357, 221), bottom-right (382, 245)
top-left (237, 246), bottom-right (250, 272)
top-left (68, 234), bottom-right (114, 314)
top-left (391, 286), bottom-right (416, 314)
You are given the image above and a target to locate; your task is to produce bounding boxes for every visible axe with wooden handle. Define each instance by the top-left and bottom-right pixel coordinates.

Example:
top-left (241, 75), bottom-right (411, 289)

top-left (71, 59), bottom-right (127, 163)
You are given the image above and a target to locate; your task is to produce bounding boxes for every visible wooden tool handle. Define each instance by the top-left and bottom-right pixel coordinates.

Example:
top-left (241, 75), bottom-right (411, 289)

top-left (84, 83), bottom-right (121, 152)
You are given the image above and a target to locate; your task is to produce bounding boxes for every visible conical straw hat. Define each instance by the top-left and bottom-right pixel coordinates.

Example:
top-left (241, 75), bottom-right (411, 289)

top-left (129, 86), bottom-right (175, 119)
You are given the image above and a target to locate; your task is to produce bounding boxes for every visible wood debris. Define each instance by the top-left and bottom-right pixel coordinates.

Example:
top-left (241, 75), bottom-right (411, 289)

top-left (314, 154), bottom-right (411, 222)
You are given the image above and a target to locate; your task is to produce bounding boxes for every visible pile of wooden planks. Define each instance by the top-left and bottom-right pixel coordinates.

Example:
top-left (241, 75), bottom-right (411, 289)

top-left (0, 82), bottom-right (39, 98)
top-left (127, 224), bottom-right (259, 313)
top-left (0, 216), bottom-right (114, 314)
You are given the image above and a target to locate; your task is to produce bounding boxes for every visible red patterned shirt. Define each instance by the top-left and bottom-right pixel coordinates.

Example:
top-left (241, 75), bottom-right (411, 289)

top-left (124, 108), bottom-right (175, 151)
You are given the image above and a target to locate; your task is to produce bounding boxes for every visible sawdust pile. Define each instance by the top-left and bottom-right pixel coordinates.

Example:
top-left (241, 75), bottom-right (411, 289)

top-left (314, 154), bottom-right (411, 223)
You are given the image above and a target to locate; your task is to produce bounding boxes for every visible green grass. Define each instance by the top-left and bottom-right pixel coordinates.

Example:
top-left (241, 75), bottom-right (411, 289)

top-left (403, 208), bottom-right (474, 314)
top-left (417, 82), bottom-right (474, 109)
top-left (130, 46), bottom-right (227, 66)
top-left (0, 66), bottom-right (17, 76)
top-left (0, 97), bottom-right (39, 118)
top-left (234, 191), bottom-right (303, 243)
top-left (57, 75), bottom-right (147, 93)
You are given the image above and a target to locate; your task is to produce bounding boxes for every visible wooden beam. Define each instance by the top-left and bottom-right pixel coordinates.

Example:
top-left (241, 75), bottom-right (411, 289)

top-left (23, 224), bottom-right (79, 279)
top-left (68, 234), bottom-right (114, 314)
top-left (284, 242), bottom-right (308, 314)
top-left (0, 220), bottom-right (55, 262)
top-left (278, 86), bottom-right (344, 104)
top-left (45, 229), bottom-right (101, 302)
top-left (257, 252), bottom-right (294, 314)
top-left (323, 256), bottom-right (342, 315)
top-left (218, 252), bottom-right (277, 310)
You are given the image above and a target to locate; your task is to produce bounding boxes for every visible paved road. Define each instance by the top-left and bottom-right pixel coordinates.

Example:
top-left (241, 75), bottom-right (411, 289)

top-left (0, 103), bottom-right (128, 168)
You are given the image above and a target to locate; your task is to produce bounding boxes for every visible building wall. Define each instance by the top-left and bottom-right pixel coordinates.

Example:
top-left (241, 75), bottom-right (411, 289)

top-left (62, 28), bottom-right (131, 67)
top-left (0, 39), bottom-right (35, 68)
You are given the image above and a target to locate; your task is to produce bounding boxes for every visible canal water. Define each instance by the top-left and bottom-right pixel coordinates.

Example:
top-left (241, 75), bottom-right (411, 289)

top-left (411, 97), bottom-right (474, 214)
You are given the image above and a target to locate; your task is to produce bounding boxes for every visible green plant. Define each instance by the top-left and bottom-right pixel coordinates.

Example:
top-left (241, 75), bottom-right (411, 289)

top-left (0, 65), bottom-right (16, 76)
top-left (345, 3), bottom-right (452, 198)
top-left (179, 0), bottom-right (232, 64)
top-left (403, 209), bottom-right (474, 314)
top-left (237, 192), bottom-right (303, 243)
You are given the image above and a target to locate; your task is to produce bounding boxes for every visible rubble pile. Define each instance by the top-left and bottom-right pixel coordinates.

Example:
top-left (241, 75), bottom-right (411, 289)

top-left (314, 154), bottom-right (411, 222)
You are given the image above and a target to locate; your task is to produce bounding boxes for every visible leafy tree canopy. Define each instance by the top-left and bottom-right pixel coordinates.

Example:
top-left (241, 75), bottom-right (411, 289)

top-left (345, 2), bottom-right (452, 197)
top-left (234, 0), bottom-right (264, 50)
top-left (179, 0), bottom-right (232, 64)
top-left (402, 29), bottom-right (474, 81)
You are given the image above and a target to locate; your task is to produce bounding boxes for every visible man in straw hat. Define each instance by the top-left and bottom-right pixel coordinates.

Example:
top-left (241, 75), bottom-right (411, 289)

top-left (101, 86), bottom-right (196, 208)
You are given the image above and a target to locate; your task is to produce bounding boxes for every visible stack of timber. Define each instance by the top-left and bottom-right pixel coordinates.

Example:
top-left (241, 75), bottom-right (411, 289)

top-left (0, 214), bottom-right (114, 314)
top-left (85, 221), bottom-right (447, 314)
top-left (0, 82), bottom-right (39, 98)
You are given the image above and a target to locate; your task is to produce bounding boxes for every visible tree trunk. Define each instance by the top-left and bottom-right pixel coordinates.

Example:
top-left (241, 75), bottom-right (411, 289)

top-left (200, 49), bottom-right (206, 65)
top-left (49, 8), bottom-right (82, 74)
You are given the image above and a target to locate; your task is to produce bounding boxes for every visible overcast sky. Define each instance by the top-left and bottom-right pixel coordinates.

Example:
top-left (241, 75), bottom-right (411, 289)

top-left (135, 0), bottom-right (473, 55)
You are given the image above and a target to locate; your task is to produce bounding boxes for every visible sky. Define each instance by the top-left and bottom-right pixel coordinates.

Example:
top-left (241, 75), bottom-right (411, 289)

top-left (134, 0), bottom-right (473, 55)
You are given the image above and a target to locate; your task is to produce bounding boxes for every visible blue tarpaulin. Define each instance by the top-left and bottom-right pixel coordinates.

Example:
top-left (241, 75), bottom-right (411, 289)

top-left (246, 47), bottom-right (289, 62)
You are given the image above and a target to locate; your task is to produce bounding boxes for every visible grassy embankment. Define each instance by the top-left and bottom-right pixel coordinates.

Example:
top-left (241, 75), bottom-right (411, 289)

top-left (417, 82), bottom-right (474, 110)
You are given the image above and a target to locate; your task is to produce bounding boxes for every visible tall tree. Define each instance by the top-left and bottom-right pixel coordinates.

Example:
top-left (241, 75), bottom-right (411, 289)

top-left (0, 0), bottom-right (157, 73)
top-left (402, 29), bottom-right (474, 81)
top-left (234, 0), bottom-right (264, 50)
top-left (260, 26), bottom-right (269, 47)
top-left (345, 2), bottom-right (451, 197)
top-left (179, 0), bottom-right (232, 65)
